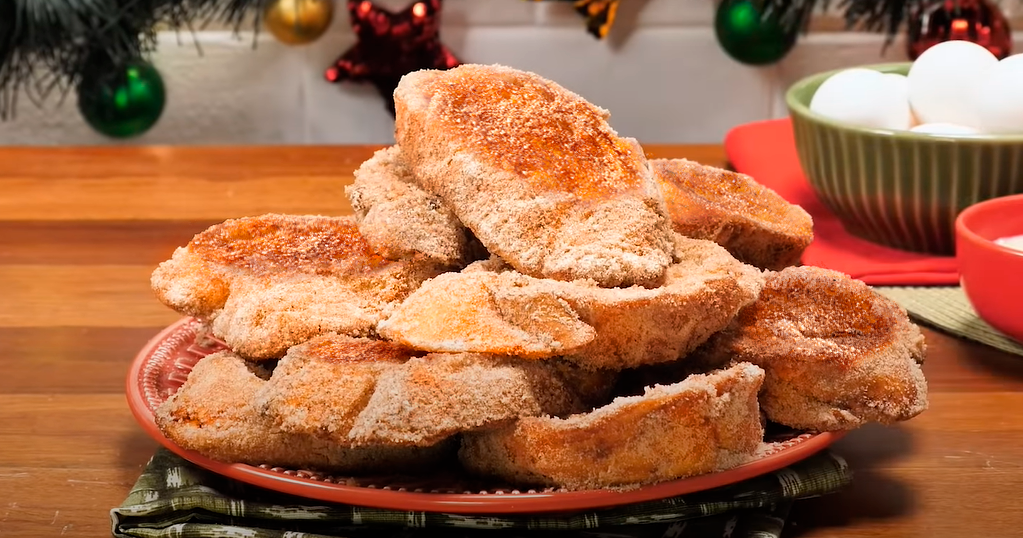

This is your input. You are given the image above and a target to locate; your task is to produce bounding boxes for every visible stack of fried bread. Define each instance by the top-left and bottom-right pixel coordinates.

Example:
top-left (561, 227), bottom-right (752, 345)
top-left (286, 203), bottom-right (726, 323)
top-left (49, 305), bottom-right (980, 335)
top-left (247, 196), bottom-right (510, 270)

top-left (151, 64), bottom-right (928, 492)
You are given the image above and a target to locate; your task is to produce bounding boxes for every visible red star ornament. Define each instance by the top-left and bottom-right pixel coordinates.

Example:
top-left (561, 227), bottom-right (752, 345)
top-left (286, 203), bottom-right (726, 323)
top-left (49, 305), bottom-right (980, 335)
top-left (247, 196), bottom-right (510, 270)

top-left (325, 0), bottom-right (461, 115)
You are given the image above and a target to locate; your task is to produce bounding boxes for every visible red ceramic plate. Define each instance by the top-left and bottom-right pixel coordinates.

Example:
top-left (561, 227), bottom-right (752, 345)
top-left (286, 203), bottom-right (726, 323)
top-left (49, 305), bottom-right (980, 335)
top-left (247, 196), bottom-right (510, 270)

top-left (126, 318), bottom-right (845, 514)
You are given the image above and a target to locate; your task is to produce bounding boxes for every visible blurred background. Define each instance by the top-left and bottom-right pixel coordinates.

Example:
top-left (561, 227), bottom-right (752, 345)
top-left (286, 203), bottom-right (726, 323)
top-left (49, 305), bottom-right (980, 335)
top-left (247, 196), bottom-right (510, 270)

top-left (1, 0), bottom-right (1017, 146)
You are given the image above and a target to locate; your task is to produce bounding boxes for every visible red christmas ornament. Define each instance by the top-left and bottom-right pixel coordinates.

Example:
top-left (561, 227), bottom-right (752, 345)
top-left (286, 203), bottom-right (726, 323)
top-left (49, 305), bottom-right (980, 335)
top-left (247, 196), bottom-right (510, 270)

top-left (325, 0), bottom-right (461, 115)
top-left (907, 0), bottom-right (1012, 60)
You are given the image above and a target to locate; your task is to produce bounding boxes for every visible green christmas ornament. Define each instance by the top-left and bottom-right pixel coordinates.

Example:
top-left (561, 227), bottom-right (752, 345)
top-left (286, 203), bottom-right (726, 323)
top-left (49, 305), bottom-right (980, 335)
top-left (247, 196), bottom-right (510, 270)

top-left (77, 60), bottom-right (166, 138)
top-left (714, 0), bottom-right (799, 66)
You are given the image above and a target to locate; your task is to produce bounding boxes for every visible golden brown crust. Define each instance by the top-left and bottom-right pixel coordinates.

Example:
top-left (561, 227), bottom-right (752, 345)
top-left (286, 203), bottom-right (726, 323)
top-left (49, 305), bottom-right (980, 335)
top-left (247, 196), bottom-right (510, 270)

top-left (697, 266), bottom-right (928, 431)
top-left (254, 335), bottom-right (416, 443)
top-left (255, 334), bottom-right (585, 449)
top-left (185, 213), bottom-right (390, 275)
top-left (348, 352), bottom-right (586, 447)
top-left (150, 214), bottom-right (445, 359)
top-left (427, 69), bottom-right (645, 199)
top-left (459, 363), bottom-right (765, 490)
top-left (154, 352), bottom-right (451, 472)
top-left (395, 64), bottom-right (675, 288)
top-left (556, 236), bottom-right (764, 369)
top-left (378, 235), bottom-right (764, 369)
top-left (652, 159), bottom-right (813, 270)
top-left (347, 146), bottom-right (476, 266)
top-left (376, 270), bottom-right (597, 359)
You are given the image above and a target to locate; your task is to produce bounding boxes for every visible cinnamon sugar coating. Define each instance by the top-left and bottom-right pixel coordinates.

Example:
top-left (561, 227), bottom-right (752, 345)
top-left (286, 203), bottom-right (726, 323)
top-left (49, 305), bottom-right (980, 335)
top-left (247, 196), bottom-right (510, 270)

top-left (696, 266), bottom-right (928, 431)
top-left (459, 363), bottom-right (765, 490)
top-left (347, 145), bottom-right (478, 267)
top-left (254, 333), bottom-right (585, 449)
top-left (394, 64), bottom-right (675, 288)
top-left (348, 352), bottom-right (586, 447)
top-left (150, 214), bottom-right (445, 359)
top-left (377, 235), bottom-right (764, 369)
top-left (255, 335), bottom-right (415, 444)
top-left (652, 158), bottom-right (813, 270)
top-left (155, 351), bottom-right (451, 472)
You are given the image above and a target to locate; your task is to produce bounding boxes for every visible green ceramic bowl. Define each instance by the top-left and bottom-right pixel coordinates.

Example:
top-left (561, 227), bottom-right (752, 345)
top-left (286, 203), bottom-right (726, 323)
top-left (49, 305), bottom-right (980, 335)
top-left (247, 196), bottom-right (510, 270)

top-left (786, 62), bottom-right (1023, 255)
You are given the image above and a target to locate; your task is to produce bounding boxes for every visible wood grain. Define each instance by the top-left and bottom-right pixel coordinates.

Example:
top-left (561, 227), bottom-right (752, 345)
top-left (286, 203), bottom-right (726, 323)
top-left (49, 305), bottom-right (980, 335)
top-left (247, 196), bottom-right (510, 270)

top-left (0, 470), bottom-right (150, 538)
top-left (0, 328), bottom-right (163, 394)
top-left (2, 145), bottom-right (1022, 538)
top-left (0, 266), bottom-right (179, 328)
top-left (0, 221), bottom-right (220, 265)
top-left (0, 145), bottom-right (723, 221)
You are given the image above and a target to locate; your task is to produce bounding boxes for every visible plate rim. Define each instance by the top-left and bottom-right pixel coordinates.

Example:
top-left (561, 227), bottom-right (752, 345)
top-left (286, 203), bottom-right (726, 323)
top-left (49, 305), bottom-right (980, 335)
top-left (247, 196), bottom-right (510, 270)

top-left (125, 317), bottom-right (846, 514)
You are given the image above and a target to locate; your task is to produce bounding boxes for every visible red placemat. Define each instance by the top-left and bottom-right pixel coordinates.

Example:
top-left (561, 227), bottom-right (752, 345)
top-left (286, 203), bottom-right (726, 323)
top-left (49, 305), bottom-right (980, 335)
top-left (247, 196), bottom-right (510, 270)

top-left (723, 118), bottom-right (959, 286)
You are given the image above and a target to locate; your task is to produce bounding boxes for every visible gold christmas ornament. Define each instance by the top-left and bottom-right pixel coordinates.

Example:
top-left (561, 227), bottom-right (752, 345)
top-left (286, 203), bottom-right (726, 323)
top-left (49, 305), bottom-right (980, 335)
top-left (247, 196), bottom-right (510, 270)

top-left (264, 0), bottom-right (335, 45)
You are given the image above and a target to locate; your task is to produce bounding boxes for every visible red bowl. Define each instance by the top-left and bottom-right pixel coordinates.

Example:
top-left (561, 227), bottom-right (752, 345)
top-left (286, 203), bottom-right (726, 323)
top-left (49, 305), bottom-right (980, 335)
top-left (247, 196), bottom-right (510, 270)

top-left (956, 194), bottom-right (1023, 343)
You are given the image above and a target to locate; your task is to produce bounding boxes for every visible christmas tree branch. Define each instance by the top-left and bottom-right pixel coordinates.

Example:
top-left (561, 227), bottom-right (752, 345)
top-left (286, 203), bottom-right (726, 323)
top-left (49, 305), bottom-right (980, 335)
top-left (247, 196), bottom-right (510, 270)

top-left (828, 0), bottom-right (927, 39)
top-left (758, 0), bottom-right (934, 39)
top-left (0, 0), bottom-right (266, 119)
top-left (761, 0), bottom-right (819, 33)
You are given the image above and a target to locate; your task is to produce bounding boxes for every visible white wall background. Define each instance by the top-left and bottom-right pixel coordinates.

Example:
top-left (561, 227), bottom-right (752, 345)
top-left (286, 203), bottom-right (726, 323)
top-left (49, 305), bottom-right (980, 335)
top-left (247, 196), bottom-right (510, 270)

top-left (0, 0), bottom-right (1010, 146)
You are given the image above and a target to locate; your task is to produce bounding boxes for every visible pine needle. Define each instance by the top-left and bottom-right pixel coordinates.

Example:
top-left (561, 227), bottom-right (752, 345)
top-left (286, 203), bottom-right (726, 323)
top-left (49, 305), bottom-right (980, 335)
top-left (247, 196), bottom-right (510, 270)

top-left (0, 0), bottom-right (968, 120)
top-left (820, 0), bottom-right (929, 40)
top-left (0, 0), bottom-right (266, 119)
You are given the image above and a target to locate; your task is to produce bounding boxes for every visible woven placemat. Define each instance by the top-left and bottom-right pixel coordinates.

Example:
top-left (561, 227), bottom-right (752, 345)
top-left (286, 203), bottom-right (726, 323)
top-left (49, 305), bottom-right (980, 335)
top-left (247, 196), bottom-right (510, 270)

top-left (875, 286), bottom-right (1023, 357)
top-left (110, 449), bottom-right (851, 538)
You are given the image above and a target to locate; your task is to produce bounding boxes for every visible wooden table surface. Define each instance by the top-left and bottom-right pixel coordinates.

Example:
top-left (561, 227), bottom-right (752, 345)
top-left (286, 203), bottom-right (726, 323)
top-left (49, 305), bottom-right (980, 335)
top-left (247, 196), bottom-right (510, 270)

top-left (2, 144), bottom-right (1022, 538)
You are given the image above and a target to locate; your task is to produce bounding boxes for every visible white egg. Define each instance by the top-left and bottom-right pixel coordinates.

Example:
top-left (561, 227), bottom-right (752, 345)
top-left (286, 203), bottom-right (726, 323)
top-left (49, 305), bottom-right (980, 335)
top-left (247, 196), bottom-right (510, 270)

top-left (810, 68), bottom-right (913, 130)
top-left (910, 122), bottom-right (981, 135)
top-left (907, 41), bottom-right (998, 127)
top-left (884, 73), bottom-right (910, 95)
top-left (882, 73), bottom-right (913, 129)
top-left (974, 53), bottom-right (1023, 134)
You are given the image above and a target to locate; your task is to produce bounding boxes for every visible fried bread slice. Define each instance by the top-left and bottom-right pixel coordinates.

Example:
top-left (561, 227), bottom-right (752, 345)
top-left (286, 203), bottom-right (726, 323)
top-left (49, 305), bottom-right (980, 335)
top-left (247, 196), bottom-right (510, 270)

top-left (254, 334), bottom-right (416, 443)
top-left (151, 214), bottom-right (444, 359)
top-left (377, 236), bottom-right (764, 369)
top-left (348, 352), bottom-right (586, 447)
top-left (255, 333), bottom-right (587, 449)
top-left (459, 362), bottom-right (765, 490)
top-left (347, 145), bottom-right (477, 266)
top-left (652, 158), bottom-right (813, 270)
top-left (394, 64), bottom-right (675, 288)
top-left (154, 352), bottom-right (450, 472)
top-left (696, 266), bottom-right (928, 431)
top-left (376, 268), bottom-right (598, 359)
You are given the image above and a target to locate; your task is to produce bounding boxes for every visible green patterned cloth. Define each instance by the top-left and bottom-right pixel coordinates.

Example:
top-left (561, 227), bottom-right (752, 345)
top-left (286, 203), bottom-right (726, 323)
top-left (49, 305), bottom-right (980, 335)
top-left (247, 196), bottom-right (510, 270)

top-left (875, 286), bottom-right (1023, 357)
top-left (111, 449), bottom-right (851, 538)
